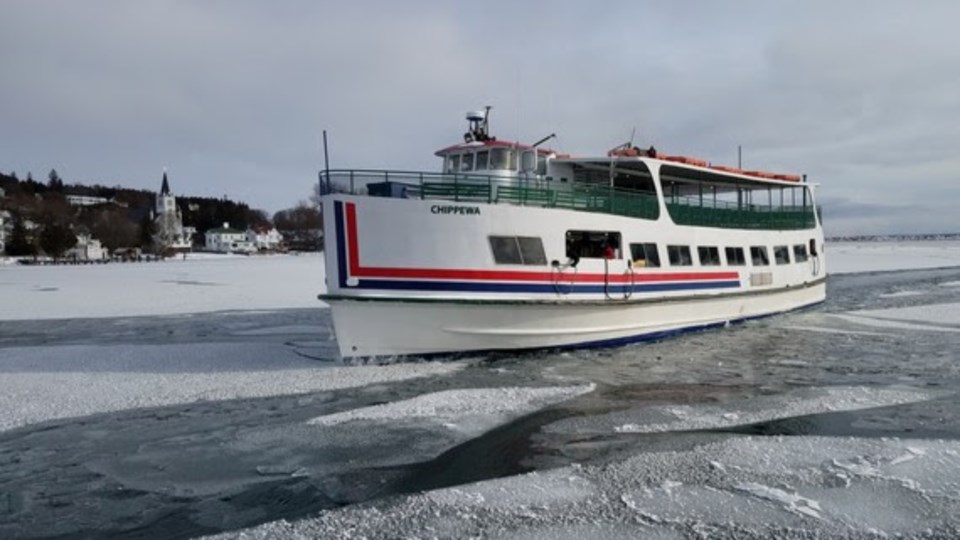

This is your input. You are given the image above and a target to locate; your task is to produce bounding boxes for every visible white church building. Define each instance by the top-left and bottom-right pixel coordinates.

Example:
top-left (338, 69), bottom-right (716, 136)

top-left (153, 171), bottom-right (192, 252)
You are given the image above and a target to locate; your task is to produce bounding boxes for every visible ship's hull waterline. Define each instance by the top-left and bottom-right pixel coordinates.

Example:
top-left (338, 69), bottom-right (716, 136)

top-left (326, 281), bottom-right (825, 358)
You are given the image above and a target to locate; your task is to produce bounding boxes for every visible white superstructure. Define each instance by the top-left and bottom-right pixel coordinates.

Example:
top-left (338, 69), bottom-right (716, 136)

top-left (320, 108), bottom-right (825, 358)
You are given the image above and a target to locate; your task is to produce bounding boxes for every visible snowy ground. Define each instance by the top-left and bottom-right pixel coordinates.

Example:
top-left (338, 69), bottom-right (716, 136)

top-left (2, 244), bottom-right (960, 538)
top-left (827, 240), bottom-right (960, 275)
top-left (0, 252), bottom-right (325, 320)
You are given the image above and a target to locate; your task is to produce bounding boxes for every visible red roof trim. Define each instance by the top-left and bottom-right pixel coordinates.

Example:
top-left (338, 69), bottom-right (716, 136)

top-left (435, 140), bottom-right (558, 156)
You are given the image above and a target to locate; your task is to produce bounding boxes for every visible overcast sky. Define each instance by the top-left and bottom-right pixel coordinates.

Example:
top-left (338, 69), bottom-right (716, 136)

top-left (2, 1), bottom-right (958, 235)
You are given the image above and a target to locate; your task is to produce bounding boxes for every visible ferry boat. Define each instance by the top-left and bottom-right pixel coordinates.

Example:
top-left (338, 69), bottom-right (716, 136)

top-left (319, 108), bottom-right (825, 358)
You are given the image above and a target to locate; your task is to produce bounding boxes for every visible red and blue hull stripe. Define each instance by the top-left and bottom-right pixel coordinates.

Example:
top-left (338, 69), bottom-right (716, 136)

top-left (332, 200), bottom-right (741, 295)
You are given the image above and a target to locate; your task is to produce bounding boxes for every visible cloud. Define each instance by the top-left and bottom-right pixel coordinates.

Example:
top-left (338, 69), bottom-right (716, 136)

top-left (1, 0), bottom-right (958, 234)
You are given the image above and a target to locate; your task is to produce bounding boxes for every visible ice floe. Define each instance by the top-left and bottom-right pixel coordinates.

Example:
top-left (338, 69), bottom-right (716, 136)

top-left (0, 342), bottom-right (464, 432)
top-left (308, 384), bottom-right (595, 436)
top-left (547, 385), bottom-right (939, 435)
top-left (208, 435), bottom-right (960, 539)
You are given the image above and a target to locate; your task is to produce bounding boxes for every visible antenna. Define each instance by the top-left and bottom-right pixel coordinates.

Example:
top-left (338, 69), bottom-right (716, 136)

top-left (322, 130), bottom-right (331, 195)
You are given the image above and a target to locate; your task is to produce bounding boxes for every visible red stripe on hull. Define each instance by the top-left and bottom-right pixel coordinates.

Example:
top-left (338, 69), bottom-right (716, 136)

top-left (344, 202), bottom-right (740, 284)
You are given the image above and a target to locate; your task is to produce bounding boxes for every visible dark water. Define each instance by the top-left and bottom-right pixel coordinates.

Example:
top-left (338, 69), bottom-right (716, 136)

top-left (1, 267), bottom-right (959, 538)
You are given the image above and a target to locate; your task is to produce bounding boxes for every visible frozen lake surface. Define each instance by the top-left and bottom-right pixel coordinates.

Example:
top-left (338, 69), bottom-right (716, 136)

top-left (2, 244), bottom-right (960, 538)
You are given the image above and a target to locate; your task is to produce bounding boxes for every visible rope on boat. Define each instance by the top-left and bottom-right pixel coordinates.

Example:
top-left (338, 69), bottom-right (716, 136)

top-left (623, 264), bottom-right (635, 300)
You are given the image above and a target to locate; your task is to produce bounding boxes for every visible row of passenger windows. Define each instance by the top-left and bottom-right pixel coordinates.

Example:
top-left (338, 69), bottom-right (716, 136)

top-left (488, 231), bottom-right (813, 267)
top-left (623, 240), bottom-right (810, 268)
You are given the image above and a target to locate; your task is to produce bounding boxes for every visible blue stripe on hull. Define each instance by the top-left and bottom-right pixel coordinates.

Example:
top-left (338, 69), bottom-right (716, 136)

top-left (333, 201), bottom-right (348, 288)
top-left (353, 279), bottom-right (741, 295)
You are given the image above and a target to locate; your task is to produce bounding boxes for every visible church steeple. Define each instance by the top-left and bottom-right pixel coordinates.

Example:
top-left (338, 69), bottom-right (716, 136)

top-left (160, 171), bottom-right (170, 196)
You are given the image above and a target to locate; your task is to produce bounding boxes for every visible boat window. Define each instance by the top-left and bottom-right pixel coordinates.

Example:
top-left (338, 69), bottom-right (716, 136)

top-left (750, 246), bottom-right (770, 266)
top-left (629, 243), bottom-right (661, 268)
top-left (536, 155), bottom-right (548, 176)
top-left (448, 154), bottom-right (461, 173)
top-left (793, 244), bottom-right (808, 262)
top-left (520, 150), bottom-right (537, 173)
top-left (697, 246), bottom-right (721, 266)
top-left (774, 245), bottom-right (791, 265)
top-left (725, 247), bottom-right (746, 266)
top-left (475, 150), bottom-right (489, 171)
top-left (489, 236), bottom-right (546, 265)
top-left (667, 245), bottom-right (693, 266)
top-left (566, 230), bottom-right (621, 260)
top-left (517, 237), bottom-right (547, 265)
top-left (490, 148), bottom-right (517, 170)
top-left (461, 153), bottom-right (474, 172)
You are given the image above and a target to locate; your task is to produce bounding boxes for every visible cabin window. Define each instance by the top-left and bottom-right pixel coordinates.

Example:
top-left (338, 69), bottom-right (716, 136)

top-left (697, 246), bottom-right (721, 266)
top-left (725, 247), bottom-right (746, 266)
top-left (461, 153), bottom-right (474, 172)
top-left (774, 246), bottom-right (791, 265)
top-left (750, 246), bottom-right (770, 266)
top-left (566, 230), bottom-right (621, 260)
top-left (667, 245), bottom-right (693, 266)
top-left (448, 154), bottom-right (461, 173)
top-left (536, 155), bottom-right (548, 176)
top-left (520, 150), bottom-right (537, 173)
top-left (489, 236), bottom-right (546, 265)
top-left (490, 148), bottom-right (517, 170)
top-left (475, 150), bottom-right (489, 171)
top-left (629, 243), bottom-right (661, 268)
top-left (794, 244), bottom-right (809, 262)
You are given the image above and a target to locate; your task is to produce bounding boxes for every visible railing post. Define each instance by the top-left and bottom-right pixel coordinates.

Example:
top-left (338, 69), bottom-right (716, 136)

top-left (350, 170), bottom-right (355, 194)
top-left (419, 172), bottom-right (424, 200)
top-left (454, 174), bottom-right (459, 202)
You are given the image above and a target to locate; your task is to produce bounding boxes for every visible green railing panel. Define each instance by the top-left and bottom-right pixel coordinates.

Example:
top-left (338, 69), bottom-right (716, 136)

top-left (320, 170), bottom-right (817, 229)
top-left (665, 200), bottom-right (818, 230)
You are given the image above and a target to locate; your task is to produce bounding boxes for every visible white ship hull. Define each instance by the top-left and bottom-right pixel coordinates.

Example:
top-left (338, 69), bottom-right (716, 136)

top-left (321, 188), bottom-right (826, 358)
top-left (327, 282), bottom-right (825, 357)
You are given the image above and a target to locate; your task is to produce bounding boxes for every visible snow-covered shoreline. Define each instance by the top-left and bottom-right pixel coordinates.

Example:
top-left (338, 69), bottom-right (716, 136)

top-left (0, 252), bottom-right (327, 321)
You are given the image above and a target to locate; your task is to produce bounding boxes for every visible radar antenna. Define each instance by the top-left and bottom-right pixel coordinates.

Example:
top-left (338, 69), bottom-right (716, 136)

top-left (464, 106), bottom-right (495, 143)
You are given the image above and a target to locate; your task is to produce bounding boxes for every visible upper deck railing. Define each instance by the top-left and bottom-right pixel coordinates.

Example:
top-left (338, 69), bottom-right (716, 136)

top-left (666, 194), bottom-right (818, 230)
top-left (320, 169), bottom-right (819, 230)
top-left (321, 169), bottom-right (660, 220)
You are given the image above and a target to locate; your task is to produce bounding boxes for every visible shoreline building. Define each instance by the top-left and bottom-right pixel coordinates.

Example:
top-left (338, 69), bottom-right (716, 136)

top-left (205, 222), bottom-right (255, 253)
top-left (153, 171), bottom-right (191, 252)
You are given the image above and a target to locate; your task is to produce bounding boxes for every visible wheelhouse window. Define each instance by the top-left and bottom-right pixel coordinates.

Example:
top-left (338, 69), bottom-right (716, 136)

top-left (461, 153), bottom-right (475, 172)
top-left (794, 244), bottom-right (809, 262)
top-left (475, 150), bottom-right (489, 171)
top-left (697, 246), bottom-right (721, 266)
top-left (630, 243), bottom-right (661, 268)
top-left (750, 246), bottom-right (770, 266)
top-left (447, 154), bottom-right (460, 173)
top-left (566, 230), bottom-right (621, 260)
top-left (490, 148), bottom-right (517, 171)
top-left (725, 247), bottom-right (746, 266)
top-left (489, 236), bottom-right (546, 265)
top-left (667, 245), bottom-right (693, 266)
top-left (774, 245), bottom-right (791, 265)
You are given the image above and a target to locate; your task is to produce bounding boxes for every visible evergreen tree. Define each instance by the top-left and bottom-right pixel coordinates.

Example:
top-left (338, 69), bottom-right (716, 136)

top-left (39, 221), bottom-right (76, 259)
top-left (6, 215), bottom-right (35, 256)
top-left (47, 169), bottom-right (63, 191)
top-left (139, 213), bottom-right (156, 253)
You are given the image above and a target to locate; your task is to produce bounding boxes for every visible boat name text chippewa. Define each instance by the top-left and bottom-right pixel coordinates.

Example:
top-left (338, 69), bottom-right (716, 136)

top-left (430, 205), bottom-right (480, 215)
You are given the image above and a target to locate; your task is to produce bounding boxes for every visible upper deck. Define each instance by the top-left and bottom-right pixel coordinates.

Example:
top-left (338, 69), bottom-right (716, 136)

top-left (319, 108), bottom-right (820, 231)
